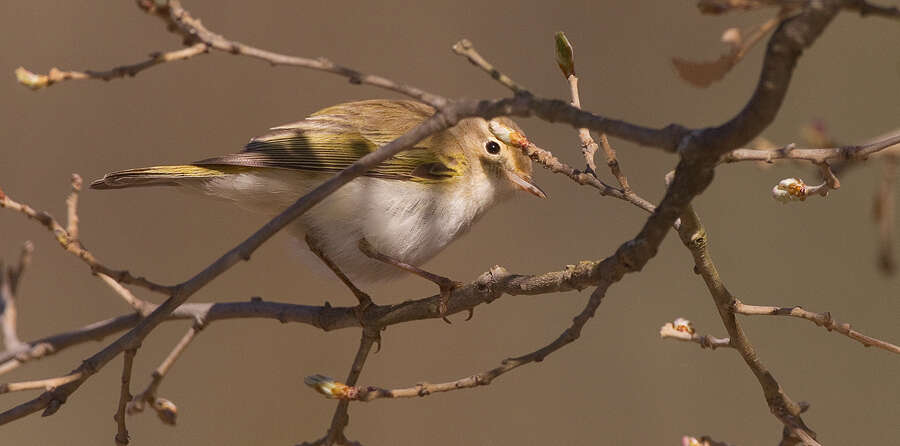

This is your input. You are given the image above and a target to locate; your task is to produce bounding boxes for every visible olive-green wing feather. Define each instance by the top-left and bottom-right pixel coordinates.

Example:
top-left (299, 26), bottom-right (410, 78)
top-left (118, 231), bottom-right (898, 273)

top-left (194, 100), bottom-right (458, 182)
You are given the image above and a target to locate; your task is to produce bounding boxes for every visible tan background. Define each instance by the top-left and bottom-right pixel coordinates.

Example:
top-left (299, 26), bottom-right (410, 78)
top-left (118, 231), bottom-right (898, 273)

top-left (1, 1), bottom-right (898, 445)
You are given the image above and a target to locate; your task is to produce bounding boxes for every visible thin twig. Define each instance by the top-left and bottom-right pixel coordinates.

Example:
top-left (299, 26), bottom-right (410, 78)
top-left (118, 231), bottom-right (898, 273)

top-left (659, 321), bottom-right (732, 350)
top-left (9, 241), bottom-right (34, 295)
top-left (555, 32), bottom-right (633, 194)
top-left (0, 372), bottom-right (83, 394)
top-left (306, 283), bottom-right (613, 404)
top-left (490, 121), bottom-right (656, 213)
top-left (128, 323), bottom-right (203, 425)
top-left (844, 0), bottom-right (900, 19)
top-left (138, 0), bottom-right (446, 109)
top-left (873, 154), bottom-right (896, 274)
top-left (65, 174), bottom-right (82, 240)
top-left (721, 131), bottom-right (900, 164)
top-left (95, 273), bottom-right (153, 315)
top-left (0, 242), bottom-right (34, 352)
top-left (0, 189), bottom-right (174, 294)
top-left (451, 39), bottom-right (527, 95)
top-left (733, 301), bottom-right (899, 354)
top-left (15, 44), bottom-right (209, 90)
top-left (311, 328), bottom-right (379, 446)
top-left (114, 348), bottom-right (137, 446)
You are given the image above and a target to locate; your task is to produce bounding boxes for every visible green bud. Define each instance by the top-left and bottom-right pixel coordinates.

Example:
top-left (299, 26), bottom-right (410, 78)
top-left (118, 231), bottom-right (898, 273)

top-left (554, 32), bottom-right (575, 77)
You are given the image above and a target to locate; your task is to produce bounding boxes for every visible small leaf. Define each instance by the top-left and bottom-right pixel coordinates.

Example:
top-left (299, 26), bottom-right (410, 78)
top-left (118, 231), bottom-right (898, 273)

top-left (671, 28), bottom-right (742, 88)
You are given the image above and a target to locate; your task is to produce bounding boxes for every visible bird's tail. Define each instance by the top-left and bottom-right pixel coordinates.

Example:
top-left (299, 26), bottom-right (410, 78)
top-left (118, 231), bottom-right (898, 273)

top-left (90, 165), bottom-right (249, 190)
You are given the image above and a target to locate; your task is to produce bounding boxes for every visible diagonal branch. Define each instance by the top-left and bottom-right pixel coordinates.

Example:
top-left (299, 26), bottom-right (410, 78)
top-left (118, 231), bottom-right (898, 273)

top-left (675, 193), bottom-right (818, 444)
top-left (0, 189), bottom-right (173, 295)
top-left (734, 301), bottom-right (899, 354)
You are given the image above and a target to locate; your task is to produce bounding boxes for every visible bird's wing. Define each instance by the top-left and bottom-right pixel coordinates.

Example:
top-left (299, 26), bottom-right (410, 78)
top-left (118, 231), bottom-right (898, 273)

top-left (194, 100), bottom-right (459, 182)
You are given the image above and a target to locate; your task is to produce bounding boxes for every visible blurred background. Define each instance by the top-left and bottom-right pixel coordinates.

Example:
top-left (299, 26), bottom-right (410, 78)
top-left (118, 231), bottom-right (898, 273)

top-left (1, 1), bottom-right (898, 445)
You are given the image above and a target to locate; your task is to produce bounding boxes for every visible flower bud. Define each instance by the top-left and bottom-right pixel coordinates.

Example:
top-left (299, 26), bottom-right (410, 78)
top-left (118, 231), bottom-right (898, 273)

top-left (772, 178), bottom-right (807, 203)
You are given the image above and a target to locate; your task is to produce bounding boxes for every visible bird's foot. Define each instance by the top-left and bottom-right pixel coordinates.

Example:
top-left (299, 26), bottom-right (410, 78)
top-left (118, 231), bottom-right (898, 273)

top-left (358, 238), bottom-right (464, 323)
top-left (306, 234), bottom-right (375, 327)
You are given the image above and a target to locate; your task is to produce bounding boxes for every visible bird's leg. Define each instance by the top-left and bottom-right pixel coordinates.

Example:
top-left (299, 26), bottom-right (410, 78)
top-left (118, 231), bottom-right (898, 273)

top-left (357, 238), bottom-right (465, 324)
top-left (305, 235), bottom-right (373, 324)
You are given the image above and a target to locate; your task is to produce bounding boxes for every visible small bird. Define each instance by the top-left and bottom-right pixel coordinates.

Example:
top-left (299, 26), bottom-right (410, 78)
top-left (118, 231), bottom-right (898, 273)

top-left (91, 99), bottom-right (545, 299)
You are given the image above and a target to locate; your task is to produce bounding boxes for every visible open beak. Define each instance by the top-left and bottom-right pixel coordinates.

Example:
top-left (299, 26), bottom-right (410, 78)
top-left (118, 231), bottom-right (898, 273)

top-left (506, 170), bottom-right (547, 199)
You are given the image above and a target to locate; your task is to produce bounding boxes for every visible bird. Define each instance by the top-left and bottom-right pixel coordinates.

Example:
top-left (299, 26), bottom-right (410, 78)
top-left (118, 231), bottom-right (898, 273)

top-left (91, 99), bottom-right (545, 311)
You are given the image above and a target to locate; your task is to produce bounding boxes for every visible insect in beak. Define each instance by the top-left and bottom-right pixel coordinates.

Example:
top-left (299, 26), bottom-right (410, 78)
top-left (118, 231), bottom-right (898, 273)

top-left (506, 169), bottom-right (547, 199)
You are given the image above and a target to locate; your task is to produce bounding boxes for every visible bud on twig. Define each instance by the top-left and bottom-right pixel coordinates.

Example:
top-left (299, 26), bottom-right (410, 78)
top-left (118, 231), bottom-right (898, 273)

top-left (554, 32), bottom-right (575, 78)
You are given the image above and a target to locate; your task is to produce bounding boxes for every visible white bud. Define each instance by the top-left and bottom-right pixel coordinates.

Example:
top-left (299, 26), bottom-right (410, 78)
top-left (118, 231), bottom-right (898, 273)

top-left (672, 317), bottom-right (695, 334)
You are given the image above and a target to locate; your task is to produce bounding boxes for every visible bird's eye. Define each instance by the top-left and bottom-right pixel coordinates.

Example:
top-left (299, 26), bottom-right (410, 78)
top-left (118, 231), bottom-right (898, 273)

top-left (485, 140), bottom-right (501, 155)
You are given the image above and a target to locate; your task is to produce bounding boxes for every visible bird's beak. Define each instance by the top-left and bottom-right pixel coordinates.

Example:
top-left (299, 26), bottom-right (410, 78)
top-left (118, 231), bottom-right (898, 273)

top-left (506, 169), bottom-right (547, 199)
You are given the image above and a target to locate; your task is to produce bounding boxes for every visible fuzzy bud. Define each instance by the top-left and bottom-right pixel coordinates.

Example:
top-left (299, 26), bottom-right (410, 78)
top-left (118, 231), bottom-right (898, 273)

top-left (672, 317), bottom-right (695, 335)
top-left (304, 374), bottom-right (355, 399)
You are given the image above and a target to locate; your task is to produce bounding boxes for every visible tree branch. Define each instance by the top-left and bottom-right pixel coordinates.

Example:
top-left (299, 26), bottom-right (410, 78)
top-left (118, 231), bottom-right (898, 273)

top-left (3, 1), bottom-right (872, 443)
top-left (675, 194), bottom-right (818, 444)
top-left (0, 242), bottom-right (34, 352)
top-left (114, 348), bottom-right (137, 446)
top-left (734, 301), bottom-right (899, 354)
top-left (0, 189), bottom-right (174, 295)
top-left (306, 283), bottom-right (611, 404)
top-left (128, 323), bottom-right (202, 425)
top-left (14, 44), bottom-right (209, 90)
top-left (721, 131), bottom-right (900, 164)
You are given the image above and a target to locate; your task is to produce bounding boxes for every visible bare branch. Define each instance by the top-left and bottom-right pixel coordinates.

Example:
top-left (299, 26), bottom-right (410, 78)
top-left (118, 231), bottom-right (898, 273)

top-left (734, 301), bottom-right (900, 354)
top-left (489, 119), bottom-right (656, 213)
top-left (0, 189), bottom-right (174, 295)
top-left (0, 242), bottom-right (34, 352)
top-left (873, 155), bottom-right (897, 274)
top-left (306, 282), bottom-right (611, 404)
top-left (3, 1), bottom-right (864, 442)
top-left (844, 0), bottom-right (900, 19)
top-left (721, 131), bottom-right (900, 164)
top-left (128, 324), bottom-right (203, 425)
top-left (0, 372), bottom-right (83, 394)
top-left (303, 328), bottom-right (379, 446)
top-left (137, 0), bottom-right (447, 109)
top-left (114, 349), bottom-right (137, 446)
top-left (14, 44), bottom-right (208, 90)
top-left (451, 39), bottom-right (527, 94)
top-left (555, 32), bottom-right (635, 197)
top-left (95, 274), bottom-right (153, 315)
top-left (64, 175), bottom-right (82, 241)
top-left (675, 195), bottom-right (818, 443)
